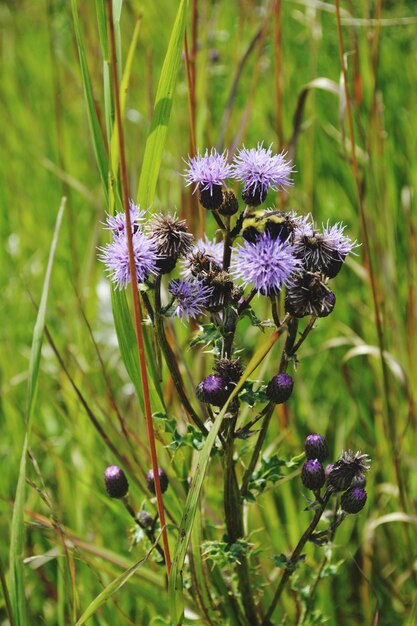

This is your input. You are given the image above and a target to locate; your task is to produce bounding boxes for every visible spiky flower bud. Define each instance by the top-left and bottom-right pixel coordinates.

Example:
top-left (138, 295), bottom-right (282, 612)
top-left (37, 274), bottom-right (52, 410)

top-left (137, 510), bottom-right (154, 529)
top-left (214, 358), bottom-right (243, 383)
top-left (328, 450), bottom-right (371, 492)
top-left (147, 213), bottom-right (194, 274)
top-left (301, 459), bottom-right (325, 491)
top-left (304, 433), bottom-right (328, 462)
top-left (285, 272), bottom-right (335, 318)
top-left (341, 487), bottom-right (367, 514)
top-left (104, 465), bottom-right (129, 499)
top-left (146, 468), bottom-right (169, 495)
top-left (196, 374), bottom-right (231, 406)
top-left (218, 190), bottom-right (239, 216)
top-left (266, 373), bottom-right (294, 404)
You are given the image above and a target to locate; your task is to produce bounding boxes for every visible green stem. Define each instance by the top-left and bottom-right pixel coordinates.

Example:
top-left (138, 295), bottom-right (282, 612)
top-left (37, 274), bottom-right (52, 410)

top-left (261, 491), bottom-right (332, 625)
top-left (224, 438), bottom-right (259, 625)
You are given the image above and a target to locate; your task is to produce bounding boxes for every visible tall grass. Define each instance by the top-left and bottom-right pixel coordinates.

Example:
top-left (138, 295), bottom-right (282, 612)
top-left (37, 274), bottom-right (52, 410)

top-left (1, 1), bottom-right (417, 624)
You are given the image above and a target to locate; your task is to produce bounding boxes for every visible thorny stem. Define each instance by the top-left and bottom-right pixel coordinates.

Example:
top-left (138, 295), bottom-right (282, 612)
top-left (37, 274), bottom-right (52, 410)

top-left (262, 491), bottom-right (332, 625)
top-left (107, 0), bottom-right (171, 573)
top-left (154, 276), bottom-right (208, 436)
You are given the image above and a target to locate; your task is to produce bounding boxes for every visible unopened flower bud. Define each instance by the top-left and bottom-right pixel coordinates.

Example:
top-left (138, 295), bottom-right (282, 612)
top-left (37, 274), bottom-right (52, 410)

top-left (304, 433), bottom-right (328, 462)
top-left (341, 487), bottom-right (367, 514)
top-left (266, 373), bottom-right (294, 404)
top-left (146, 468), bottom-right (169, 494)
top-left (301, 459), bottom-right (325, 491)
top-left (104, 465), bottom-right (129, 499)
top-left (196, 374), bottom-right (231, 406)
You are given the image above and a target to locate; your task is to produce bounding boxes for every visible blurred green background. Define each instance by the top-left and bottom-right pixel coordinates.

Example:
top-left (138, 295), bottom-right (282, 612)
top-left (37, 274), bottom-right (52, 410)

top-left (1, 0), bottom-right (417, 624)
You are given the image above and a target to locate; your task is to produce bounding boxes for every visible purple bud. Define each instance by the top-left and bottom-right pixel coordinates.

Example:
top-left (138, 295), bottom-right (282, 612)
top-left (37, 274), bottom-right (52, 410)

top-left (304, 433), bottom-right (328, 462)
top-left (266, 373), bottom-right (294, 404)
top-left (341, 487), bottom-right (367, 514)
top-left (301, 459), bottom-right (325, 491)
top-left (196, 374), bottom-right (231, 406)
top-left (146, 468), bottom-right (169, 495)
top-left (104, 465), bottom-right (129, 499)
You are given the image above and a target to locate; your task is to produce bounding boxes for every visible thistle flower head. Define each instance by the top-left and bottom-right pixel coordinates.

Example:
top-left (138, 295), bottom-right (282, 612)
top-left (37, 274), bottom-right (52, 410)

top-left (301, 459), bottom-right (325, 491)
top-left (304, 433), bottom-right (329, 462)
top-left (341, 486), bottom-right (367, 514)
top-left (232, 143), bottom-right (293, 206)
top-left (293, 221), bottom-right (357, 278)
top-left (183, 149), bottom-right (232, 209)
top-left (285, 272), bottom-right (336, 318)
top-left (103, 202), bottom-right (146, 236)
top-left (230, 234), bottom-right (300, 295)
top-left (168, 279), bottom-right (213, 321)
top-left (99, 231), bottom-right (158, 289)
top-left (214, 358), bottom-right (243, 383)
top-left (146, 212), bottom-right (194, 273)
top-left (104, 465), bottom-right (129, 499)
top-left (266, 373), bottom-right (294, 404)
top-left (328, 450), bottom-right (371, 492)
top-left (196, 374), bottom-right (231, 406)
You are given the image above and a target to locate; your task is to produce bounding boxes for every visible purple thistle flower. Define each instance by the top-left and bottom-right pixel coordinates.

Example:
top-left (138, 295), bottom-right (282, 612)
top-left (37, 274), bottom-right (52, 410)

top-left (230, 234), bottom-right (300, 295)
top-left (232, 143), bottom-right (293, 206)
top-left (99, 231), bottom-right (158, 289)
top-left (168, 279), bottom-right (213, 320)
top-left (183, 148), bottom-right (232, 194)
top-left (103, 201), bottom-right (146, 236)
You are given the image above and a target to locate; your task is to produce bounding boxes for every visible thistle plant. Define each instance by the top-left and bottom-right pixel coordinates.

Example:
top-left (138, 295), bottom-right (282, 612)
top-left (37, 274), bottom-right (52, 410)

top-left (100, 144), bottom-right (369, 624)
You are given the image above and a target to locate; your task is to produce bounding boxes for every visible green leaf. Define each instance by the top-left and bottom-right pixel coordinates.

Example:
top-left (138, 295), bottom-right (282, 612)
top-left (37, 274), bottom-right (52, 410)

top-left (9, 199), bottom-right (65, 626)
top-left (189, 323), bottom-right (224, 352)
top-left (75, 549), bottom-right (154, 625)
top-left (71, 0), bottom-right (108, 197)
top-left (136, 0), bottom-right (188, 207)
top-left (238, 380), bottom-right (269, 407)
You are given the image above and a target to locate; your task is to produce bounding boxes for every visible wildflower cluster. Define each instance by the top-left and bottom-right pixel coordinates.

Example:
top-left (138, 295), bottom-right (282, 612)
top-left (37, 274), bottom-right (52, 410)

top-left (99, 144), bottom-right (367, 624)
top-left (301, 433), bottom-right (370, 515)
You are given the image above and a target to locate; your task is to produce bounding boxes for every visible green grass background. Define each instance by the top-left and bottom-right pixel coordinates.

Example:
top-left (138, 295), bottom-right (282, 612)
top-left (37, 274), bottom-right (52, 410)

top-left (1, 0), bottom-right (417, 624)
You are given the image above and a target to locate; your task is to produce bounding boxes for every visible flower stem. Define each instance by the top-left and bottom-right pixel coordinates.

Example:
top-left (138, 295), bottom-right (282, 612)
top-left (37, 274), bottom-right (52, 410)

top-left (224, 436), bottom-right (259, 625)
top-left (261, 490), bottom-right (332, 625)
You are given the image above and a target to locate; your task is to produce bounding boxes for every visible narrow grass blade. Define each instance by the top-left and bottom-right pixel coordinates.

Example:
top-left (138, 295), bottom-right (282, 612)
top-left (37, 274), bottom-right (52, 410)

top-left (72, 0), bottom-right (109, 197)
top-left (169, 329), bottom-right (281, 625)
top-left (110, 288), bottom-right (164, 409)
top-left (136, 0), bottom-right (188, 207)
top-left (110, 16), bottom-right (142, 174)
top-left (75, 547), bottom-right (155, 626)
top-left (9, 199), bottom-right (66, 626)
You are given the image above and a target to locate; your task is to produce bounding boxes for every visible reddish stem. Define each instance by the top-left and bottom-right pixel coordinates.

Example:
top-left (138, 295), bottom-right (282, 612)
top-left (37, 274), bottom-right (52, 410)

top-left (106, 0), bottom-right (171, 573)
